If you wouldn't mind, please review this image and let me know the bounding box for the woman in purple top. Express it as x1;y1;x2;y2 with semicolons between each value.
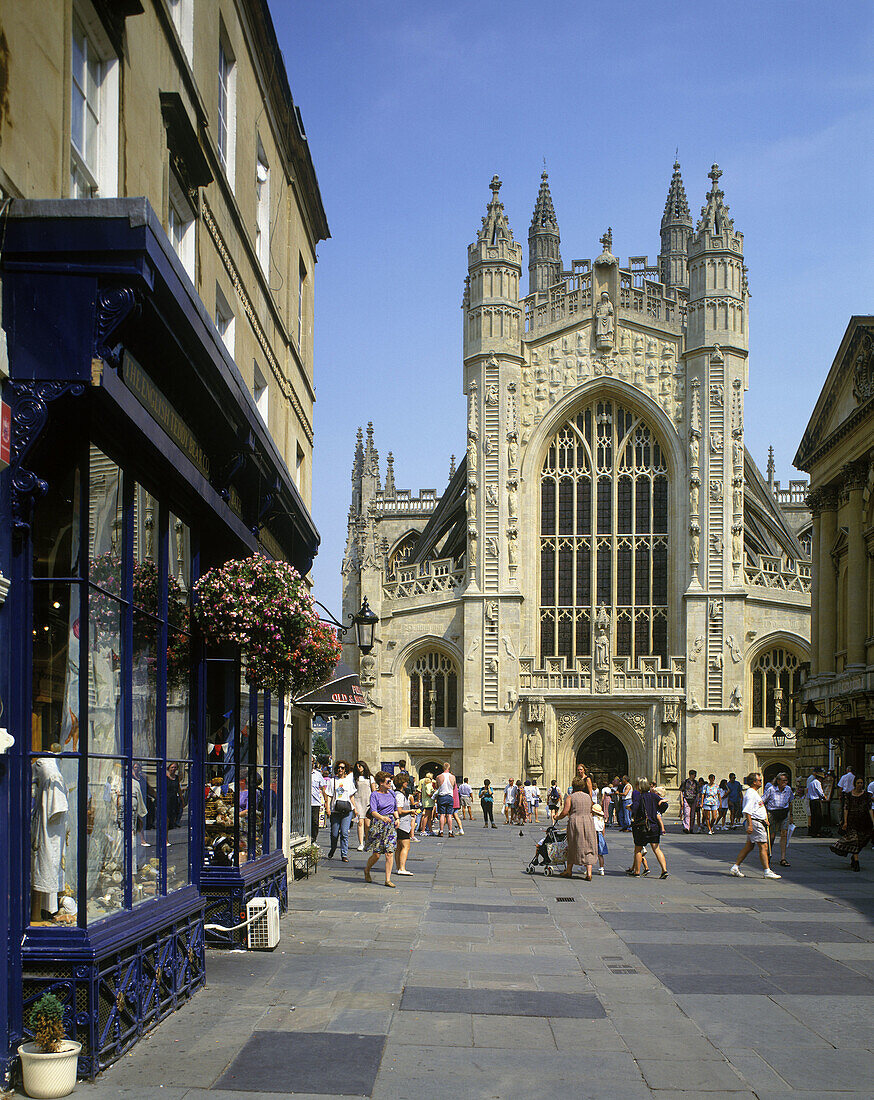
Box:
364;771;400;887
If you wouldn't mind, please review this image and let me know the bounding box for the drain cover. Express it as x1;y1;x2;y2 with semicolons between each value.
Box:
606;964;638;974
555;897;575;902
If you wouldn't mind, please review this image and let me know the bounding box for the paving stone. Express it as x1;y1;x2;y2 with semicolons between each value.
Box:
471;1013;557;1048
722;1047;794;1092
548;1016;629;1051
213;1030;385;1095
636;1058;748;1090
401;986;605;1018
675;994;832;1048
387;1010;474;1046
752;1048;874;1090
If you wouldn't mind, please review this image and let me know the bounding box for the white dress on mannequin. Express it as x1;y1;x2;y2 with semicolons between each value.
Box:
32;756;69;911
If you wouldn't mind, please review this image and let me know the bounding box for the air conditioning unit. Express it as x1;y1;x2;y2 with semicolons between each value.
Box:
246;896;281;950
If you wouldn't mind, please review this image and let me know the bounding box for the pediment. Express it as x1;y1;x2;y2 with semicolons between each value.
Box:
796;318;874;469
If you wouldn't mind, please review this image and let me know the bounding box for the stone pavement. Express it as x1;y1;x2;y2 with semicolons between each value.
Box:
61;819;874;1099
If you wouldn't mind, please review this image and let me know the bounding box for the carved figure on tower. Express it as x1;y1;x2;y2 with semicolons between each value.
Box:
595;290;615;350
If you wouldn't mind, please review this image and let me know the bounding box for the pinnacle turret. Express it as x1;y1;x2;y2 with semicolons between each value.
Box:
384;451;396;496
528;170;562;296
477;175;515;246
659;158;692;289
697;163;735;235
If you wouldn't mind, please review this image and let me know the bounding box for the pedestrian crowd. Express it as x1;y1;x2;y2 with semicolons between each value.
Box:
310;753;874;887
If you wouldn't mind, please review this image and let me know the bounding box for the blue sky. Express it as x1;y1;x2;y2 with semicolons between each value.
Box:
272;1;874;612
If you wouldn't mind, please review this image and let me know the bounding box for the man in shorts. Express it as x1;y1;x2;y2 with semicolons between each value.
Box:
503;778;515;824
763;772;793;867
434;762;457;837
729;772;781;879
458;777;474;820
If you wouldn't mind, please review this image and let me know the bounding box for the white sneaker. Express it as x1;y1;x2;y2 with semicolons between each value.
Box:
763;868;782;879
729;865;745;877
458;827;465;835
396;869;414;876
356;844;364;851
598;867;605;876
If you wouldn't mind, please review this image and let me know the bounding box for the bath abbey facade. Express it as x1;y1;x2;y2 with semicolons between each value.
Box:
335;164;811;796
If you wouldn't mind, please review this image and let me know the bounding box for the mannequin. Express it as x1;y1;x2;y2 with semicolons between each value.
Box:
31;756;69;921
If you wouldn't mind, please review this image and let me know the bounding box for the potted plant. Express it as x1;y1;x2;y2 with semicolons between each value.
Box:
18;992;81;1098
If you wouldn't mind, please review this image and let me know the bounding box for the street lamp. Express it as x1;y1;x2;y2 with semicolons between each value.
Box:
772;726;787;748
800;699;821;732
313;596;379;655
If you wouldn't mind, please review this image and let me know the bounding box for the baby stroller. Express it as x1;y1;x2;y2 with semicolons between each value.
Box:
525;824;567;875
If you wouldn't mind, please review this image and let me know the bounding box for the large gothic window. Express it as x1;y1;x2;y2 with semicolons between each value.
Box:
751;647;802;728
540;400;669;666
409;651;458;728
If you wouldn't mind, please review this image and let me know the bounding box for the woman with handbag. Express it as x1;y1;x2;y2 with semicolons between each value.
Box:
364;771;400;887
352;760;375;851
327;760;356;861
627;778;668;878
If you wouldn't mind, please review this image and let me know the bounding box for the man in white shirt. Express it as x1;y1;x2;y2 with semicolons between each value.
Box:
311;758;328;841
729;773;781;879
806;769;825;837
503;778;515;824
837;767;855;825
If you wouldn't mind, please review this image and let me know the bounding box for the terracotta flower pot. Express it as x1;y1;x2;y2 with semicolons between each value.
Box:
18;1040;81;1099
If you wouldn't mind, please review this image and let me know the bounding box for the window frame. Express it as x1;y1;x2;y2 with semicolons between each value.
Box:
217;28;236;186
168;169;196;281
70;1;119;199
255;135;270;274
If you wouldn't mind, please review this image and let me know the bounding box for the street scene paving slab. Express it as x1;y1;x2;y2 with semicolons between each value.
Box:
61;824;874;1099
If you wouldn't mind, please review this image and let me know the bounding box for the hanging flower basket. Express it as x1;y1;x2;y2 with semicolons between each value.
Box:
193;555;341;696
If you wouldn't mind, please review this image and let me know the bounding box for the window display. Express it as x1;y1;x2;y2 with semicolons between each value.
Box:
29;444;194;926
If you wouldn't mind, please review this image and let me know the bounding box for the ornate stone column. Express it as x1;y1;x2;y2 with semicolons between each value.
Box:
844;460;869;669
816;488;839;677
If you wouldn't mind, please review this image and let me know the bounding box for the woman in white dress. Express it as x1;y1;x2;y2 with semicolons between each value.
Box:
352;760;375;851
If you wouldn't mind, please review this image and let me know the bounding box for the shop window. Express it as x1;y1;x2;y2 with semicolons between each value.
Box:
204;659;283;868
408;651;458;728
29;445;194;927
750;646;802;728
70;3;118;198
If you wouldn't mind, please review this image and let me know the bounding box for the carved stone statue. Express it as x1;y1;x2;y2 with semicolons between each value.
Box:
594;605;610;671
468;381;478;437
526;697;544;724
507;529;518;567
507;438;518;469
485;484;498;507
526;728;544;772
690;529;700;564
507;482;518;521
660;726;678;772
728;685;742;711
595;290;615;350
690;479;700;516
689;433;700;467
485;384;499;406
467;481;477;523
467;438;477;474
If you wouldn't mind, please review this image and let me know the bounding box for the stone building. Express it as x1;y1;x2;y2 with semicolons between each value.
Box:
0;0;328;1077
337;165;810;798
795;317;874;778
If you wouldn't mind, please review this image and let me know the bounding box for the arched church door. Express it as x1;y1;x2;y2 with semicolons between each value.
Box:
577;730;629;789
763;762;791;786
417;760;442;779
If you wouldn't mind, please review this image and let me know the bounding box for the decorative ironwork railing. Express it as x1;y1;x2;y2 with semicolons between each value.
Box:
383;556;465;600
519;655;685;694
745;555;811;594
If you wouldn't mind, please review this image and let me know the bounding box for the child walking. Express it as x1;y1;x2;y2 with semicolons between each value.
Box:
592;803;608;875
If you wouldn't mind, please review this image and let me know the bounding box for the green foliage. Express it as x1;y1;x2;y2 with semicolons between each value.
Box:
29;993;66;1053
312;734;329;759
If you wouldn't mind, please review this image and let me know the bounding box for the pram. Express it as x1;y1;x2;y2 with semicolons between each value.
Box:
524;824;567;875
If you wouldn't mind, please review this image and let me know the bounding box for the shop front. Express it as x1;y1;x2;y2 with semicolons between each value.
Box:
0;201;319;1077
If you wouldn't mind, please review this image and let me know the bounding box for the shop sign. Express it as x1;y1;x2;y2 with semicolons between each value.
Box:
0;399;9;469
121;351;210;478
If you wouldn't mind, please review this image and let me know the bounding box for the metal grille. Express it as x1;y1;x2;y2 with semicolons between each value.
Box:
555;897;575;902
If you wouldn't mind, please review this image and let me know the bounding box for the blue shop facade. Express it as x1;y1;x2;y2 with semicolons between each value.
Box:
0;200;318;1079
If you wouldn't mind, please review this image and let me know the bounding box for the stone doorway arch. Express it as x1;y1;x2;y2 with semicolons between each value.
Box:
763;761;792;786
416;759;442;779
576;729;630;790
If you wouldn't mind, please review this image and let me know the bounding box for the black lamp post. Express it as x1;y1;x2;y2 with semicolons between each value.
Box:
772;726;787;748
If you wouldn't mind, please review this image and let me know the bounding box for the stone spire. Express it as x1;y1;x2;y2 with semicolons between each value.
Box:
350;426;365;513
697;163;735;236
362;421;380;500
477;175;515;246
659;158;692;289
384;451;396;496
767;445;775;490
528;170;562;295
448;453;456;480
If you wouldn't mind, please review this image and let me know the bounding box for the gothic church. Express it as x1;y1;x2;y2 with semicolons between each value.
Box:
336;164;811;797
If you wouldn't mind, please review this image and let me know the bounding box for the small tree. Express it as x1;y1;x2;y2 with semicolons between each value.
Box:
29;993;66;1053
312;734;329;760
